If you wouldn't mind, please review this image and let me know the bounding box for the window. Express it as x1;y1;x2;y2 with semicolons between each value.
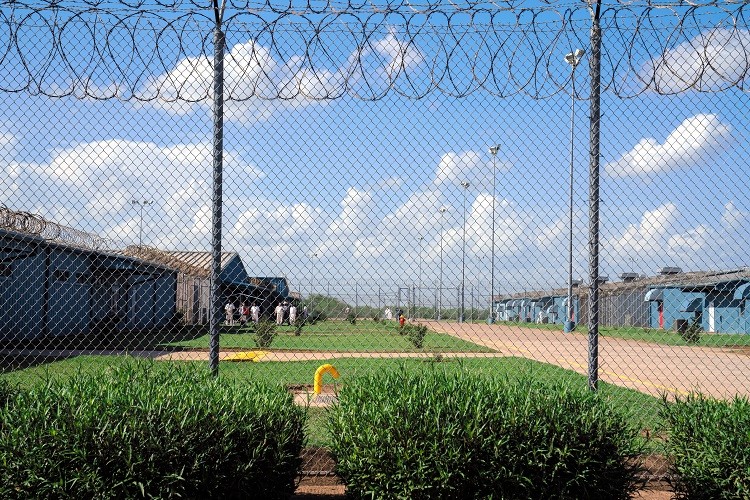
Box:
0;263;11;278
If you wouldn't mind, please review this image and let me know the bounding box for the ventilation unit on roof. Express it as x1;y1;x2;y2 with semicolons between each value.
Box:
620;272;639;282
659;267;682;275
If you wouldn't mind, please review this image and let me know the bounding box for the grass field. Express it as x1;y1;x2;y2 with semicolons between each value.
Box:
165;320;494;352
1;354;664;448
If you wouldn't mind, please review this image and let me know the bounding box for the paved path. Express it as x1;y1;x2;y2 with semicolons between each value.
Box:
421;321;750;399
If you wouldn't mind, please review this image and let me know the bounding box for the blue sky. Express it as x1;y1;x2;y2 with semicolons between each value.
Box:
1;3;748;305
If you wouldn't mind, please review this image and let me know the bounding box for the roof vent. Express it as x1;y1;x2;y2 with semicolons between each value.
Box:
620;272;639;282
659;266;682;275
597;275;609;284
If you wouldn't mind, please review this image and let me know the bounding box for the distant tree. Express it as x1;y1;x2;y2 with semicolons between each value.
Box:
302;294;352;321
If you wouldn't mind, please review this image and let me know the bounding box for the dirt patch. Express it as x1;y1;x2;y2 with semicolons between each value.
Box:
293;448;674;499
294;447;345;498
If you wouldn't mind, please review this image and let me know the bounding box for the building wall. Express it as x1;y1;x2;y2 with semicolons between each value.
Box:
220;255;249;284
0;239;45;340
705;289;749;334
153;273;177;326
47;248;91;337
647;288;704;330
176;274;209;325
1;229;178;341
599;288;650;328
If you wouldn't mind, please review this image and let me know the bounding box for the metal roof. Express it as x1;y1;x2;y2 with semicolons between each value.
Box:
1;228;176;273
122;249;239;277
494;268;750;302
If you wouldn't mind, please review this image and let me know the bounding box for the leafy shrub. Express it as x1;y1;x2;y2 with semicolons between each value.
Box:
680;318;702;344
293;317;304;336
0;360;305;499
308;309;327;324
372;315;380;322
404;323;427;349
327;367;645;499
0;378;18;408
346;311;356;325
254;320;276;348
661;393;750;499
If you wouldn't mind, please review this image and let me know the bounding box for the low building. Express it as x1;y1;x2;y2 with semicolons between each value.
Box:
1;228;176;341
644;268;750;334
125;251;300;323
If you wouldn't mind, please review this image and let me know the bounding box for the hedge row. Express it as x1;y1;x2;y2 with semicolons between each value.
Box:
661;393;750;499
4;363;746;499
0;361;305;499
327;367;646;499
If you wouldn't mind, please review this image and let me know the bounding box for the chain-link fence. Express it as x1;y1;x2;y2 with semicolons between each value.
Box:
2;0;749;486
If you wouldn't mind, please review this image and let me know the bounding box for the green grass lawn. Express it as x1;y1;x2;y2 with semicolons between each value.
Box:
494;321;750;347
1;354;663;449
164;320;493;352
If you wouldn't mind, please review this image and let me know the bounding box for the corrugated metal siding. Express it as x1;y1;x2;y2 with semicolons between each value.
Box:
0;240;45;340
162;251;238;276
1;229;179;340
598;288;650;328
176;274;209;325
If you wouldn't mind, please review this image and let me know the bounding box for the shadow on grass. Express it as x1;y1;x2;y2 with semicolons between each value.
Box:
0;323;209;372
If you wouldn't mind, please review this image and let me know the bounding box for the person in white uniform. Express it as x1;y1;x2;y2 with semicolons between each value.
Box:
224;301;235;326
275;303;284;325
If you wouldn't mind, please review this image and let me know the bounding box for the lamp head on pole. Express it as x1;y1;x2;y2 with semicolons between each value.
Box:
439;206;448;214
564;48;584;67
460;181;470;189
488;145;500;156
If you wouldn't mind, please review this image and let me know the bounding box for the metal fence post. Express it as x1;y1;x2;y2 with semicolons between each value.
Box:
587;0;602;391
209;6;226;377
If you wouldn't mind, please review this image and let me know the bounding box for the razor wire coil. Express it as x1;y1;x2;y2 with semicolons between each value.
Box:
2;0;750;102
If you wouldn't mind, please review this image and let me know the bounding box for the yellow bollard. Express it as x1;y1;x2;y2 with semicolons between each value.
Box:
313;363;340;395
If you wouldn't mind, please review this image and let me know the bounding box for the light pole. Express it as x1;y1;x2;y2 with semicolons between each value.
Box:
309;252;318;295
564;48;584;333
438;206;448;320
131;199;152;246
488;145;500;324
460;181;470;323
418;235;423;319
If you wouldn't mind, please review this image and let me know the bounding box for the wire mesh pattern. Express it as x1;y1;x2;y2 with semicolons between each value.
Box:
4;0;750;100
2;0;750;486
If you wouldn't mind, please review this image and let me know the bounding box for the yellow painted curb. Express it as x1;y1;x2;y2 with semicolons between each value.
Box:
224;351;268;362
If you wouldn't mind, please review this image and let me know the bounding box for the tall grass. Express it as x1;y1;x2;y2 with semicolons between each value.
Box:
0;359;305;499
661;393;750;499
328;366;646;499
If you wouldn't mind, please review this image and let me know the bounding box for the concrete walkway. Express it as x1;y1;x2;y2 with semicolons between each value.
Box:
421;320;750;399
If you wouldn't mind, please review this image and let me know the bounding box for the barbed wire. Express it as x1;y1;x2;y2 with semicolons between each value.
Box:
0;205;118;251
1;0;748;101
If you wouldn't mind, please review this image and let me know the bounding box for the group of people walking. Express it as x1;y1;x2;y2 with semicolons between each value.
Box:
224;301;260;326
274;301;297;325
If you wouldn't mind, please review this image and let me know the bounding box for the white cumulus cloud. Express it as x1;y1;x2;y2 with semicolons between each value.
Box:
645;28;750;93
146;32;423;121
605;114;732;177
